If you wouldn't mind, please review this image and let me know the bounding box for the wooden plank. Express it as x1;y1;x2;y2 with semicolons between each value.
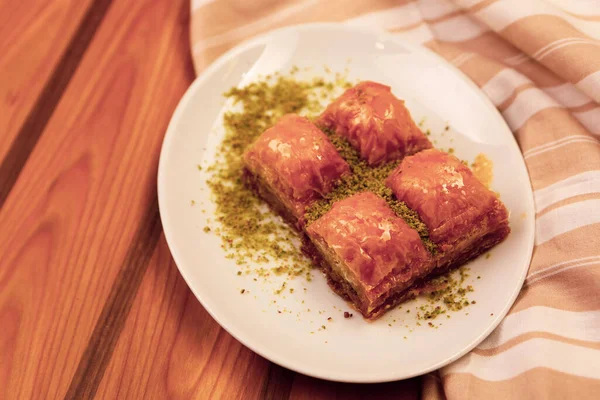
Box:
65;199;163;399
0;0;114;208
0;0;95;163
0;0;194;398
95;237;271;399
261;364;296;400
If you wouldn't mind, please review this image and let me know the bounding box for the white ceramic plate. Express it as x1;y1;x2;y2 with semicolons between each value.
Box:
158;23;535;383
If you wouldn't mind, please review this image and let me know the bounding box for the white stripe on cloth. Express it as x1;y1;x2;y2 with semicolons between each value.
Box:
443;338;600;380
482;69;593;112
536;199;600;245
502;87;561;131
352;5;486;44
474;0;600;40
543;82;592;108
478;306;600;350
577;71;600;104
535;170;600;212
522;135;596;156
524;136;599;159
429;14;489;41
532;37;600;61
482;68;532;106
453;0;486;7
192;0;318;54
503;52;530;66
527;255;600;281
574;108;600;135
526;257;600;286
345;3;422;30
538;39;600;62
417;0;459;20
546;0;600;17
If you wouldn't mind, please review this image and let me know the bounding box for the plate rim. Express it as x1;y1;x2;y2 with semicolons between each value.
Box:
157;22;536;383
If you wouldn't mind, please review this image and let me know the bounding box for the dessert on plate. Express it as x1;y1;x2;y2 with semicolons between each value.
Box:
242;81;510;320
318;81;432;166
385;149;510;273
306;192;433;319
243;114;350;228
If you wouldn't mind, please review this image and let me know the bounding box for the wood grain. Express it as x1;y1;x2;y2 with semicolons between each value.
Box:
65;198;162;399
261;364;296;400
0;0;95;171
1;0;423;397
289;374;421;400
95;236;271;399
0;0;193;398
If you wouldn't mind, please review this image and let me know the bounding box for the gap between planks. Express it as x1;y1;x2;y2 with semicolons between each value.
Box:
0;0;114;209
65;198;162;399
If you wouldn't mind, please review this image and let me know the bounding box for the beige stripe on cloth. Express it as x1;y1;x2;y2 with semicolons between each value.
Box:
190;0;600;398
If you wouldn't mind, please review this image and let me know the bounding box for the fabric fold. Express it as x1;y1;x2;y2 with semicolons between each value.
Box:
450;0;600;103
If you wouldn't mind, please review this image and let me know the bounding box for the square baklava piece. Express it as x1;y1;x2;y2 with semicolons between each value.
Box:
243;114;350;228
305;192;433;319
317;81;432;165
385;149;510;271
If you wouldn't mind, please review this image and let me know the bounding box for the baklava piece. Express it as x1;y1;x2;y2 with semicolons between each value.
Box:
317;81;432;166
305;192;433;319
243;114;350;228
385;149;510;271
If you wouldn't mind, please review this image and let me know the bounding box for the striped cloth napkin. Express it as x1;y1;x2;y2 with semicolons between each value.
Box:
190;0;600;398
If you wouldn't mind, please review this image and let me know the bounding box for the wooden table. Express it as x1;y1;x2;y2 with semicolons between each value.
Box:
0;1;421;398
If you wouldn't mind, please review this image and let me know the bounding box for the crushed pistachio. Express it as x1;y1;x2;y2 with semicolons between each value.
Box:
205;72;348;278
305;131;436;253
274;281;287;295
414;267;476;321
